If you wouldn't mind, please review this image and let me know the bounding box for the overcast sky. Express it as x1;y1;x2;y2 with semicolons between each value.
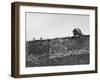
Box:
26;12;90;41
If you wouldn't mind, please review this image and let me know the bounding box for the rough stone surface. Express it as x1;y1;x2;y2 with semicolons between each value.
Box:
26;35;89;67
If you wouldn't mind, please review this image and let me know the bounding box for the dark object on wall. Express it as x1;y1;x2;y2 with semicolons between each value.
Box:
73;28;83;36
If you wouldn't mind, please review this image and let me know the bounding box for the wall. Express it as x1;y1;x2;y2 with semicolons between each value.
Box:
26;35;89;67
0;0;100;80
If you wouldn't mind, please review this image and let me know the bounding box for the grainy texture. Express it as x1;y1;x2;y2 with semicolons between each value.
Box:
26;35;89;67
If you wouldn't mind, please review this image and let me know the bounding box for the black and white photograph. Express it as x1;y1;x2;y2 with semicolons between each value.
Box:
11;2;97;78
26;12;90;67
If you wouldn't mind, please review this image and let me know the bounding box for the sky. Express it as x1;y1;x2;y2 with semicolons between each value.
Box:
26;12;90;41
